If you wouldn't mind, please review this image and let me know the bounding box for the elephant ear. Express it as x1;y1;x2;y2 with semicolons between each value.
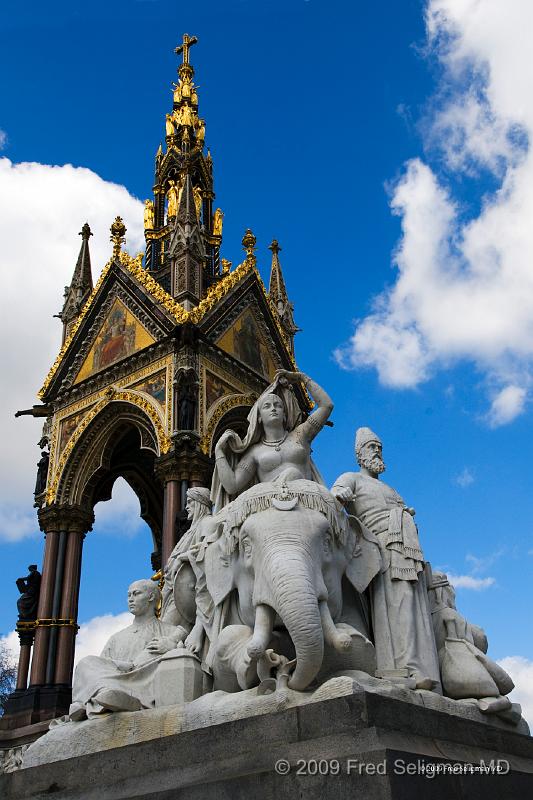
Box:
344;514;382;593
204;538;237;606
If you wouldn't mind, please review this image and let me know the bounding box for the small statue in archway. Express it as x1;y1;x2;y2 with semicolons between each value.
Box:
34;451;49;500
16;565;41;622
178;382;197;430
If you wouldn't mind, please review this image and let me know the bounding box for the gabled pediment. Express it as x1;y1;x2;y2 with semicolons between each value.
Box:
73;298;156;384
40;256;177;400
200;273;294;380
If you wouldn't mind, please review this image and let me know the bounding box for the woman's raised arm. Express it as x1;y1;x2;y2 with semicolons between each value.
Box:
274;370;333;443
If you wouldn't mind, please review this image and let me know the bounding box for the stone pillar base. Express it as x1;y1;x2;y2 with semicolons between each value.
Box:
2;690;532;798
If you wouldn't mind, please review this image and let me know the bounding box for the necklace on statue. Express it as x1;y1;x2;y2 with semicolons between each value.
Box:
261;432;288;452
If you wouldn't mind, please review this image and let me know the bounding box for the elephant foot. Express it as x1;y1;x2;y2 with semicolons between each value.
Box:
247;604;275;659
329;630;353;653
319;601;352;652
236;653;259;690
247;635;268;660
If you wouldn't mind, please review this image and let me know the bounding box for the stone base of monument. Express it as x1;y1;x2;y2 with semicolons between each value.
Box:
1;673;532;799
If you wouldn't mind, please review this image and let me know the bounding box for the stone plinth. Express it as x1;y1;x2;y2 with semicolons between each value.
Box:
1;686;532;799
153;648;206;706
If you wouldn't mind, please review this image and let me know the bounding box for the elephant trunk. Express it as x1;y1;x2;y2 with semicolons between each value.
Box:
263;545;324;691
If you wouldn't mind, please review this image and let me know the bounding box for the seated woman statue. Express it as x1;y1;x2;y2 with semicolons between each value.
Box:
69;579;187;720
203;370;379;692
212;369;333;508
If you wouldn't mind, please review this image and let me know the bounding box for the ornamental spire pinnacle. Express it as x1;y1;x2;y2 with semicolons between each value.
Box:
145;37;221;286
166;34;204;155
57;223;94;344
268;239;299;355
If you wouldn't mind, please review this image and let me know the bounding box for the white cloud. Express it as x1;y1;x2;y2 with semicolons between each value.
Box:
498;656;533;729
337;0;533;424
74;612;132;664
486;385;527;427
453;467;474;488
0;158;144;541
447;573;495;590
93;478;148;539
465;549;504;574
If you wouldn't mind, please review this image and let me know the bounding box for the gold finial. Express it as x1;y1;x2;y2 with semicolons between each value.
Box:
242;228;257;259
175;33;198;66
221;258;232;275
269;239;281;255
110;216;126;257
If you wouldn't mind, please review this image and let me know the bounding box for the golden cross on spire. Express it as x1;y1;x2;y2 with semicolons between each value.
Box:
175;33;198;66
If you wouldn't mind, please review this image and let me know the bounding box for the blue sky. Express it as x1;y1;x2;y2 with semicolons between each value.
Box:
1;0;532;712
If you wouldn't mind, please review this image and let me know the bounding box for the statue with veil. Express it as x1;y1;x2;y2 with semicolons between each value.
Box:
201;370;380;692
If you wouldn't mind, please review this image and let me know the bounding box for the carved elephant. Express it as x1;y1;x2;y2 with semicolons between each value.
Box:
204;500;381;691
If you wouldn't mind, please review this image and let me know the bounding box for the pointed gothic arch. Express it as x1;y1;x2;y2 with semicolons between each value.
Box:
53;397;166;553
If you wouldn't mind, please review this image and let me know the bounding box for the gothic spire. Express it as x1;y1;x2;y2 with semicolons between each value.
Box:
144;35;220;284
169;172;205;309
166;33;204;155
58;223;93;344
268;239;299;355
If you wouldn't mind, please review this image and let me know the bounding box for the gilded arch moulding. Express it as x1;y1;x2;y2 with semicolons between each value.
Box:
199;393;256;455
46;388;172;505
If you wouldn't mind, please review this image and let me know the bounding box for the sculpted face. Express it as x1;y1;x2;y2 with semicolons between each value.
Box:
258;394;285;429
185;496;196;520
357;440;386;475
127;580;155;616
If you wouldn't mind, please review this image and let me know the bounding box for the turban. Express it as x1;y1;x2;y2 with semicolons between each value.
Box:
186;487;212;509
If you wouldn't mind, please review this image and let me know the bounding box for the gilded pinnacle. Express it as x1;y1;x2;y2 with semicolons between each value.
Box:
242;228;257;258
110;216;126;257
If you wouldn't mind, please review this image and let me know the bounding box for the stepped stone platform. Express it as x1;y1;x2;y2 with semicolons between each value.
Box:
1;679;532;799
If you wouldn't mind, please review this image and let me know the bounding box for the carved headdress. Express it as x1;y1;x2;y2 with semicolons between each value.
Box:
355;426;381;456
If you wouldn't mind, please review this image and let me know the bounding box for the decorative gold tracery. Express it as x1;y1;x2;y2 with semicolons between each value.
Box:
45;388;171;505
39;249;296;398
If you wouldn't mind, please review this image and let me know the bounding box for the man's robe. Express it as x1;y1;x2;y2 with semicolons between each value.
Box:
332;471;441;689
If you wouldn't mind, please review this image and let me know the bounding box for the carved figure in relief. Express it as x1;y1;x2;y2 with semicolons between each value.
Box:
167;179;179;218
206;372;380;691
16;565;41;622
165;113;175;138
161;488;221;656
178;381;197;430
212;207;223;236
428;571;518;718
69;580;187;720
195;118;205;147
180;103;194;127
193;185;202;219
143;199;155;230
34;451;49;498
331;428;441;691
172;82;182;103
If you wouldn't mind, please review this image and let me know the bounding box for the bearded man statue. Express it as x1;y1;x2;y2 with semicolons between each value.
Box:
331;427;441;691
